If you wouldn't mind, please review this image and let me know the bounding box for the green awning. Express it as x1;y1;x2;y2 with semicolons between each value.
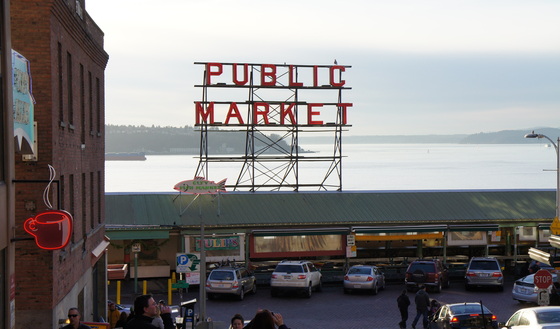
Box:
353;225;447;234
105;230;170;240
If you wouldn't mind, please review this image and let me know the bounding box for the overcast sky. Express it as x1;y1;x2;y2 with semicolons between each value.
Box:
86;0;560;136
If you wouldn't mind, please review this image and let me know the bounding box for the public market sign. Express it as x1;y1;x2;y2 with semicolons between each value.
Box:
194;62;352;126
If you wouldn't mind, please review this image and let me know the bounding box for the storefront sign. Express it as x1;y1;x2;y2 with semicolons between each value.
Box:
194;236;239;251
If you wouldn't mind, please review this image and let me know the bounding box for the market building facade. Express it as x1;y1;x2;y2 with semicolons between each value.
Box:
105;190;555;284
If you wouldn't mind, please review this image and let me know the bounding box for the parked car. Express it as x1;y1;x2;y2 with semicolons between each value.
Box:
270;260;322;298
465;257;504;291
343;265;385;295
430;302;498;329
205;266;257;301
500;306;560;329
512;273;560;305
405;258;450;293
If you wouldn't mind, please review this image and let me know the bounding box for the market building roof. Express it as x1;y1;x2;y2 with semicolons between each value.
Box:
105;190;555;233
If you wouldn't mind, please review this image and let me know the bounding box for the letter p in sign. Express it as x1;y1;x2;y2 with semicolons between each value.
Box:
177;254;189;266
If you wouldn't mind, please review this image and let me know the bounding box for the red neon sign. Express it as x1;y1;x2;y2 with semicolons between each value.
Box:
24;210;73;250
195;62;352;127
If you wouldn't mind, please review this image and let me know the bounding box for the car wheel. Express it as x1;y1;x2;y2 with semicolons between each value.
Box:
251;282;257;294
372;283;378;295
434;281;442;293
305;284;312;298
465;283;471;291
316;280;323;292
412;269;427;283
238;288;245;301
497;285;504;292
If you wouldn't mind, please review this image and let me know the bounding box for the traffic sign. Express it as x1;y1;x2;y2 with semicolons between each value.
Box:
534;269;553;289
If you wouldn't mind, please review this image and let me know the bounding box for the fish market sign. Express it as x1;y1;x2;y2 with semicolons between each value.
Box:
174;177;227;194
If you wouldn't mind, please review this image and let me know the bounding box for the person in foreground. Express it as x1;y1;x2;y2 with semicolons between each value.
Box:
244;309;290;329
124;294;174;329
63;308;91;329
231;313;244;329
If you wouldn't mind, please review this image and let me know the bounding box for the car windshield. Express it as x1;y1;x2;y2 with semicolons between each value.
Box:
469;260;499;270
349;267;371;275
209;270;234;280
536;310;560;324
449;304;491;315
275;265;304;273
409;263;435;272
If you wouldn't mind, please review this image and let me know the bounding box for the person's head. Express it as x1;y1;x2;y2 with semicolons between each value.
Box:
109;302;116;311
401;289;407;295
418;284;425;291
119;311;128;321
133;294;158;317
231;313;244;329
68;307;81;326
247;310;275;329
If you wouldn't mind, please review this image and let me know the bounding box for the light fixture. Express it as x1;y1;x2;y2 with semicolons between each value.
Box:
528;247;551;265
549;235;560;249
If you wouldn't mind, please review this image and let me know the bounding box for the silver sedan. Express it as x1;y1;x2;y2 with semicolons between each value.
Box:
343;265;385;295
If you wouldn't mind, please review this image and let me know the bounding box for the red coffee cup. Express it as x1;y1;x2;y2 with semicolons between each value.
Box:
24;210;73;250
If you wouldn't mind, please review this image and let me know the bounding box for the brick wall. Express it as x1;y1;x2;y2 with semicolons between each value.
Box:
11;0;108;326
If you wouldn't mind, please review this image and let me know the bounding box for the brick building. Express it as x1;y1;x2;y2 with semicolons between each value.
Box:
9;0;109;328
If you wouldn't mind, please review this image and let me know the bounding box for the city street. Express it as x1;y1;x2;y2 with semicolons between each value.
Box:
112;277;532;328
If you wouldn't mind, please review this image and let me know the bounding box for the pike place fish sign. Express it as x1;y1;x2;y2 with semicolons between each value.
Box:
174;177;227;194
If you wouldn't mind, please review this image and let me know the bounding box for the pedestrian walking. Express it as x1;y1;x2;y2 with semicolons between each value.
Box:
411;285;430;329
397;289;411;329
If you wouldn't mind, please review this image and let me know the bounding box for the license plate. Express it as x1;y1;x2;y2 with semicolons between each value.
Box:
479;273;490;277
284;275;292;280
214;283;226;288
354;284;361;288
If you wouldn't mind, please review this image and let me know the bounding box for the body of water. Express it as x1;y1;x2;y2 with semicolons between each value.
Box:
105;143;557;192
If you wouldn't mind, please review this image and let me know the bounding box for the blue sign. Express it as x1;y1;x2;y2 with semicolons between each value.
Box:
12;50;35;155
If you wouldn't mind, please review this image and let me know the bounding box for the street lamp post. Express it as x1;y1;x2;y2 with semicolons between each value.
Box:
524;131;560;231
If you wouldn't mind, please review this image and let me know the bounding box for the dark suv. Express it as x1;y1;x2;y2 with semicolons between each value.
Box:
405;258;450;293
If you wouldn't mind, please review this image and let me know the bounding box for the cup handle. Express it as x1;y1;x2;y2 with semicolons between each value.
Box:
23;218;37;233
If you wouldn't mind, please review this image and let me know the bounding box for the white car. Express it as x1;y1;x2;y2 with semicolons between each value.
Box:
501;306;560;328
270;260;322;298
512;273;559;304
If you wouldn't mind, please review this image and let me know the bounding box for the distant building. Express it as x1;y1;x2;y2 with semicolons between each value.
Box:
10;1;109;328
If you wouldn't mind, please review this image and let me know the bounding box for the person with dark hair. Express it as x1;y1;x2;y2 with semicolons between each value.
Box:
244;309;290;329
63;307;92;329
108;302;121;329
411;285;430;329
230;313;244;329
397;289;411;329
115;312;128;329
124;294;174;329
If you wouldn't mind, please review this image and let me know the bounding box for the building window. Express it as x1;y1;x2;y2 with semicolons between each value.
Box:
96;77;100;135
97;171;102;224
81;173;86;235
90;172;95;229
88;71;93;135
80;64;85;143
69;174;75;242
67;52;73;128
58;43;64;124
